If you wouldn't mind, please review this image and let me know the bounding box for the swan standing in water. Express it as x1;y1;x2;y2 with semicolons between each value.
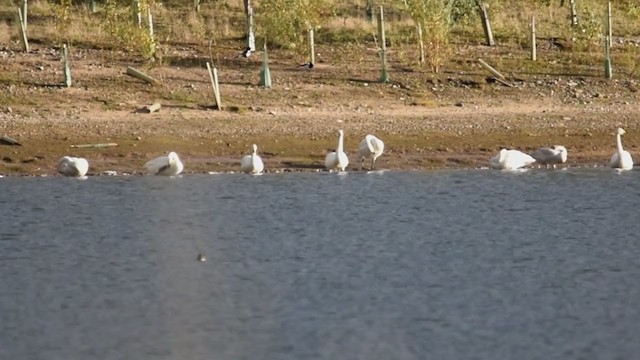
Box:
325;129;349;171
358;134;384;170
57;156;89;177
144;151;184;176
240;144;264;174
490;149;536;170
610;127;634;170
531;145;568;168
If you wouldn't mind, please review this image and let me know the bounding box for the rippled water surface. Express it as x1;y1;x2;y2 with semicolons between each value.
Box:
1;169;640;359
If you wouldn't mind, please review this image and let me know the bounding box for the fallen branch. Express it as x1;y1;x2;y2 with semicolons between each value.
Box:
140;102;161;113
478;58;513;87
70;143;118;148
125;66;157;84
0;135;21;146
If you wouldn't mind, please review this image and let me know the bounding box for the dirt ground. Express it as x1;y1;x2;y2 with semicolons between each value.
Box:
1;39;639;176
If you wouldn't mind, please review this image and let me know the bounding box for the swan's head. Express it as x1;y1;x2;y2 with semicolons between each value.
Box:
617;128;626;136
553;145;567;153
168;152;179;164
58;156;72;165
338;129;344;137
252;144;258;154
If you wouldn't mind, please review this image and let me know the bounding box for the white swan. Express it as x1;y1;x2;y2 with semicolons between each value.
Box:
610;127;634;170
358;134;384;170
325;129;349;171
144;151;184;176
531;145;568;168
57;156;89;177
240;144;264;174
490;149;536;170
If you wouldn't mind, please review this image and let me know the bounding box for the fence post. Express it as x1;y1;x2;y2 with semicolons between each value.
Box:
17;8;29;52
604;2;612;79
530;16;537;61
244;0;256;52
259;43;272;88
21;0;27;30
569;0;578;26
206;62;222;110
308;28;315;67
147;6;155;57
63;44;71;87
377;6;389;83
478;1;495;46
133;0;142;27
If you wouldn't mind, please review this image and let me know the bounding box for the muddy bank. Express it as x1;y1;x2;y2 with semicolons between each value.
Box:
1;104;637;176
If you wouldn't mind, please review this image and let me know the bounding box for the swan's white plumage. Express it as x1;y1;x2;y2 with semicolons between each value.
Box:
531;145;568;167
325;129;349;171
358;134;384;170
144;151;184;176
57;156;89;177
240;144;264;174
490;149;536;170
610;128;633;170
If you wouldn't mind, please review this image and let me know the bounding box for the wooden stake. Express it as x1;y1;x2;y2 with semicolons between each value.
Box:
530;16;537;61
126;66;157;84
17;8;29;52
21;0;27;30
147;6;155;56
63;44;71;87
417;23;425;65
607;1;612;50
569;0;578;26
308;28;315;66
71;143;118;148
133;0;142;28
244;0;255;52
142;102;161;113
377;6;389;83
194;0;200;13
206;62;222;110
478;58;507;80
478;1;495;46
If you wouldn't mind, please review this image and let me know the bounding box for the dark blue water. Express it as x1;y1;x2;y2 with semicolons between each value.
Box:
1;169;640;359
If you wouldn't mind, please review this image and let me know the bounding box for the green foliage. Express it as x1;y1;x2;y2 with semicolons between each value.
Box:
450;0;479;24
256;0;335;49
404;0;454;73
571;8;603;51
101;0;156;59
621;0;640;19
52;0;72;42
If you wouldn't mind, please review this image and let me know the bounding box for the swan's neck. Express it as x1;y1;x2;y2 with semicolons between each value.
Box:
337;133;344;153
616;133;624;153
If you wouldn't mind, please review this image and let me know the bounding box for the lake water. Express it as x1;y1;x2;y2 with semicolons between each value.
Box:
1;169;640;360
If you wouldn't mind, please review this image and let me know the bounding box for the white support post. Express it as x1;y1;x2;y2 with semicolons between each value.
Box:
206;62;222;110
21;0;27;31
530;16;537;61
147;6;155;56
308;28;315;67
377;6;389;83
133;0;142;28
63;44;72;87
244;0;255;52
17;8;29;53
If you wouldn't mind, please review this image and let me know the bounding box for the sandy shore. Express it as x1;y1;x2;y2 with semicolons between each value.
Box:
1;97;638;176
